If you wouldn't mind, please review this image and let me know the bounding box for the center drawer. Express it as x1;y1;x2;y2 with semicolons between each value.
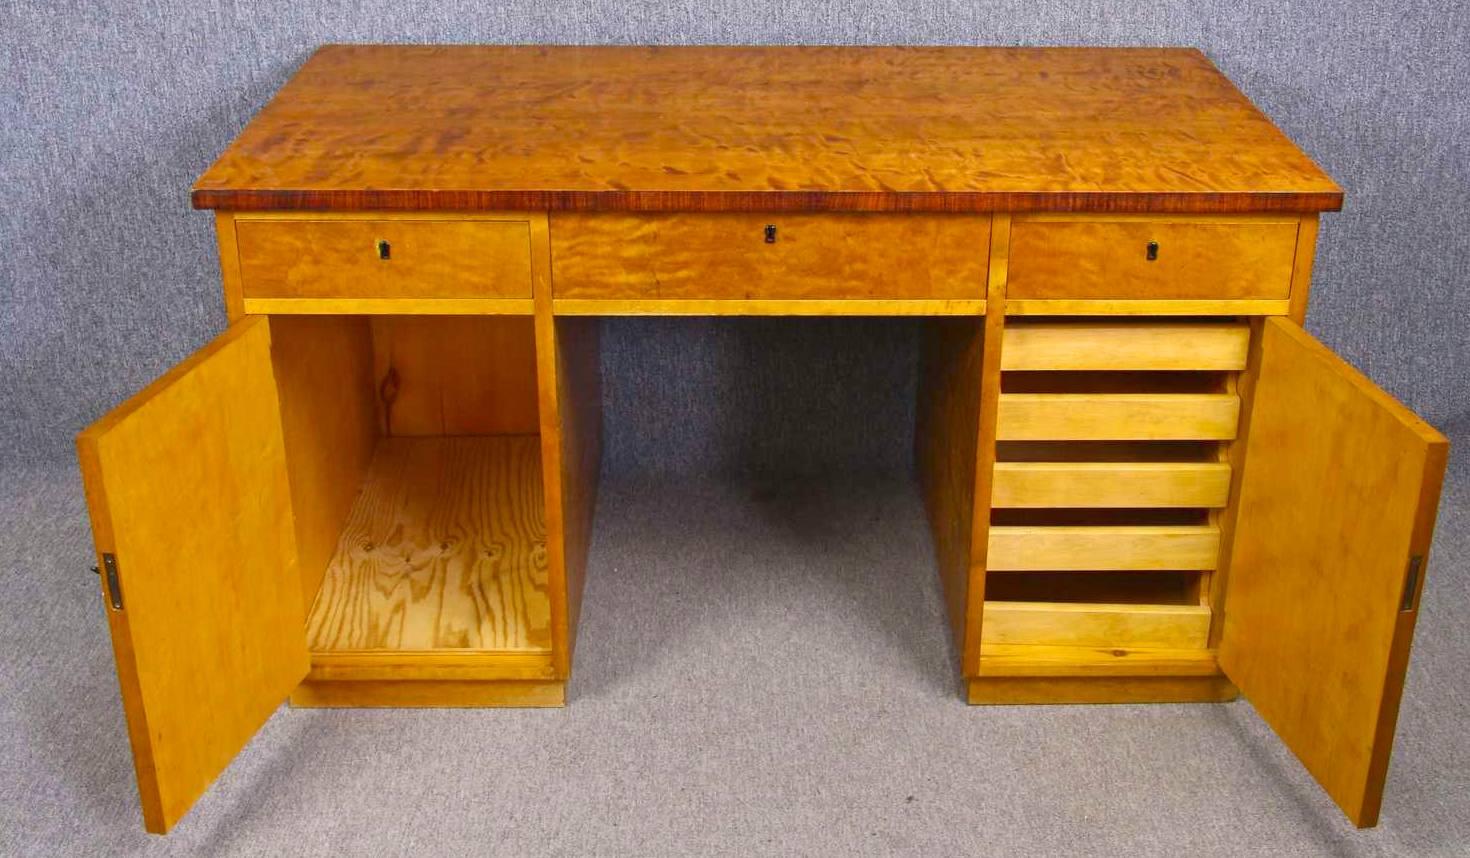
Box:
549;213;991;302
233;215;535;302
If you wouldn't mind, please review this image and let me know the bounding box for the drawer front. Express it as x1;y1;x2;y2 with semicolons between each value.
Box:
981;602;1211;649
1007;216;1300;301
550;213;991;301
1002;321;1249;371
991;462;1232;509
996;393;1241;441
235;217;533;300
987;525;1221;571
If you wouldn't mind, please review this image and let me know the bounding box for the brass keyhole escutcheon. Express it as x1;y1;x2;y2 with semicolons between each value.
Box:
376;238;391;260
764;224;777;243
1146;240;1159;261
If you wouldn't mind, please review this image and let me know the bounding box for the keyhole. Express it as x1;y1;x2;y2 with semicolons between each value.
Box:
764;224;777;244
376;238;391;260
1146;240;1159;261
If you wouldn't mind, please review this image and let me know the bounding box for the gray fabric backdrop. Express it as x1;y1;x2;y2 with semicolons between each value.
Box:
3;1;1467;473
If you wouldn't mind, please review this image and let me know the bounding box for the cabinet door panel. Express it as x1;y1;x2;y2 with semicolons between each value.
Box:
1220;317;1447;828
76;316;308;833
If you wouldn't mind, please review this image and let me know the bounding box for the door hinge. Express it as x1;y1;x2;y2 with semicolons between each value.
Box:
102;553;123;611
1400;554;1423;612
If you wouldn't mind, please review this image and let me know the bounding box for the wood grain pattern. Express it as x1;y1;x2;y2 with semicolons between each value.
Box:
987;524;1220;571
977;644;1220;677
1288;213;1321;323
1007;215;1300;300
550;213;991;300
305;436;552;653
243;297;534;315
370;316;540;437
1219;318;1449;828
968;675;1236;705
76;317;306;833
960;214;1013;674
991;462;1232;509
1002;321;1249;371
291;679;565;708
1207;318;1268;646
546;317;603;673
997;393;1240;441
214;212;245;321
534;212;604;677
916;318;986;656
192;46;1342;213
234;214;533;300
269;316;378;610
981;601;1212;649
551;298;986;316
308;650;557;682
1005;298;1290;316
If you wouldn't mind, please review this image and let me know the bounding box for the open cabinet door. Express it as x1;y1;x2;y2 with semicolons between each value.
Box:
1220;317;1448;828
76;316;309;833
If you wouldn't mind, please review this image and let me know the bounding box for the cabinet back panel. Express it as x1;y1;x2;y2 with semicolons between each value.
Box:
370;316;540;437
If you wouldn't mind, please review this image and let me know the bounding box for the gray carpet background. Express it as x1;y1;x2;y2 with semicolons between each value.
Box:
4;1;1470;854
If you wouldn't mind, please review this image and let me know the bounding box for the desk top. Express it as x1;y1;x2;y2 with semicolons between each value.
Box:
192;45;1342;214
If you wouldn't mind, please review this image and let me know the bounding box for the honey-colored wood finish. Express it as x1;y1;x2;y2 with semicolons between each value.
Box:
1219;318;1449;828
1205;320;1269;646
982;602;1212;649
308;651;557;682
291;679;565;708
1287;213;1321;323
369;316;540;437
243;297;535;315
550;213;991;301
991;462;1232;509
978;644;1219;677
968;675;1236;705
1203;323;1259;647
996;393;1240;441
76;317;307;833
214;212;246;321
1002;321;1249;371
269;316;378;609
1007;215;1301;300
916;318;987;655
233;214;534;300
532;212;604;677
306;436;551;653
545;317;603;671
1005;298;1290;316
987;524;1220;571
959;214;1014;674
192;46;1341;213
553;298;986;316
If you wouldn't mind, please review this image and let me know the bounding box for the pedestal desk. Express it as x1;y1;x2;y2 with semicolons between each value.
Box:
76;46;1448;832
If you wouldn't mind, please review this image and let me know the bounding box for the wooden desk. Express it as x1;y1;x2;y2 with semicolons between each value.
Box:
78;46;1445;832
